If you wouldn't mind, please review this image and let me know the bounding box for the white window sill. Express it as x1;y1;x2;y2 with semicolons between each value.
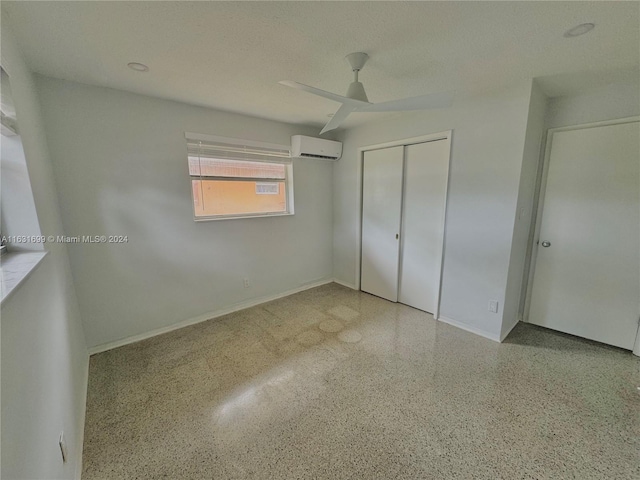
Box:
194;212;294;222
1;251;48;305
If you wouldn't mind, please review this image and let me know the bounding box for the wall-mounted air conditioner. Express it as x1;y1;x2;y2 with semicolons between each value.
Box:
291;135;342;161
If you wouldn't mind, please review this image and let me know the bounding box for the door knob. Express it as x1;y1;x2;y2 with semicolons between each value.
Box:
541;241;551;247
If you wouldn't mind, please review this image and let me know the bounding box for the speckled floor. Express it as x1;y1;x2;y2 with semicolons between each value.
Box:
83;283;640;479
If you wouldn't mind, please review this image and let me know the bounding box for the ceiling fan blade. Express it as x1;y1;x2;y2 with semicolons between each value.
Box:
357;92;452;112
279;80;370;106
320;103;357;134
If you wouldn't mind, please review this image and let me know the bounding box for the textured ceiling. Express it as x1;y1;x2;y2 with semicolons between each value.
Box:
2;1;639;130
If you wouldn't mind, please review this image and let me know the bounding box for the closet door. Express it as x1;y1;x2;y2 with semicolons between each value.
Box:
361;146;404;302
399;140;449;314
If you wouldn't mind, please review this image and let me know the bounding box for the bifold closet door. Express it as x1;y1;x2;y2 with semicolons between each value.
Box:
399;140;449;314
361;146;404;302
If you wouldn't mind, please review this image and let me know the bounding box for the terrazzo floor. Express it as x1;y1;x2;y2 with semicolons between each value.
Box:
83;283;640;479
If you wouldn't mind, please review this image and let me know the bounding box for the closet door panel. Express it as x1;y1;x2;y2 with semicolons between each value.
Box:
361;146;404;302
399;140;449;313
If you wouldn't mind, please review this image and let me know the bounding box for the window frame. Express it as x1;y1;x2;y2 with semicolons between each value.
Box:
185;133;295;222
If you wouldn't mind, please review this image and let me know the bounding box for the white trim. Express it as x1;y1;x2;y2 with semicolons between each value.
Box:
541;116;640;135
184;131;290;153
434;135;452;320
194;212;294;222
356;130;452;319
397;146;409;303
0;251;48;305
88;278;334;354
523;116;640;327
332;278;358;290
437;315;501;343
358;131;452;152
356;147;364;290
286;160;295;216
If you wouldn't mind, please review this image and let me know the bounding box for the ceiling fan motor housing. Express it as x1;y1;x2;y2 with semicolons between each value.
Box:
346;81;369;102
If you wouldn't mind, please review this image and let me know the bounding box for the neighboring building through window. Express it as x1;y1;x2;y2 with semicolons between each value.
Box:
186;134;294;220
255;182;279;195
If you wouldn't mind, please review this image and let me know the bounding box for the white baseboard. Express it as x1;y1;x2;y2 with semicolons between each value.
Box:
332;278;358;290
437;315;501;343
88;278;334;354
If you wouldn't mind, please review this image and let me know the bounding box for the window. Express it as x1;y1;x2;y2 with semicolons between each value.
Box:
1;66;44;257
186;134;294;220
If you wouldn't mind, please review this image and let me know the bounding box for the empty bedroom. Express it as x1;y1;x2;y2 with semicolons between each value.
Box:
1;1;638;479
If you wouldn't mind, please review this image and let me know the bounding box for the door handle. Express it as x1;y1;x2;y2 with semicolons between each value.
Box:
396;233;399;240
541;241;551;247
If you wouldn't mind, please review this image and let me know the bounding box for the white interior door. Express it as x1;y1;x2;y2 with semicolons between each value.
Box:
529;121;640;349
361;146;404;302
399;140;449;314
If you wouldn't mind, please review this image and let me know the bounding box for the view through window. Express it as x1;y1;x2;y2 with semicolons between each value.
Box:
187;137;293;219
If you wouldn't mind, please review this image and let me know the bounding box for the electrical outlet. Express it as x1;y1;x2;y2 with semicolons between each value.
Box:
488;300;499;313
59;431;67;463
243;278;250;288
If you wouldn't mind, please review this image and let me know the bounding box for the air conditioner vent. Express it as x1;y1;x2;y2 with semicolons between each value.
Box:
300;153;339;160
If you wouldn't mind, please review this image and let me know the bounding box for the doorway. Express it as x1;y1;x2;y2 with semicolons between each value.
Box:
526;118;640;352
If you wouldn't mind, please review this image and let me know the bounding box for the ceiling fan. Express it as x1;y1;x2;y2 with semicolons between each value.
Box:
279;52;452;135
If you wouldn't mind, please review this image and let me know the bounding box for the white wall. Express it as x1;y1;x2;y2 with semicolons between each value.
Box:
35;76;334;350
502;81;548;339
1;22;88;480
334;82;535;340
546;80;640;129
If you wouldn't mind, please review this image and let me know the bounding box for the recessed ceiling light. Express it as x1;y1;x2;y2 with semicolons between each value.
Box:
127;62;149;72
564;23;595;38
